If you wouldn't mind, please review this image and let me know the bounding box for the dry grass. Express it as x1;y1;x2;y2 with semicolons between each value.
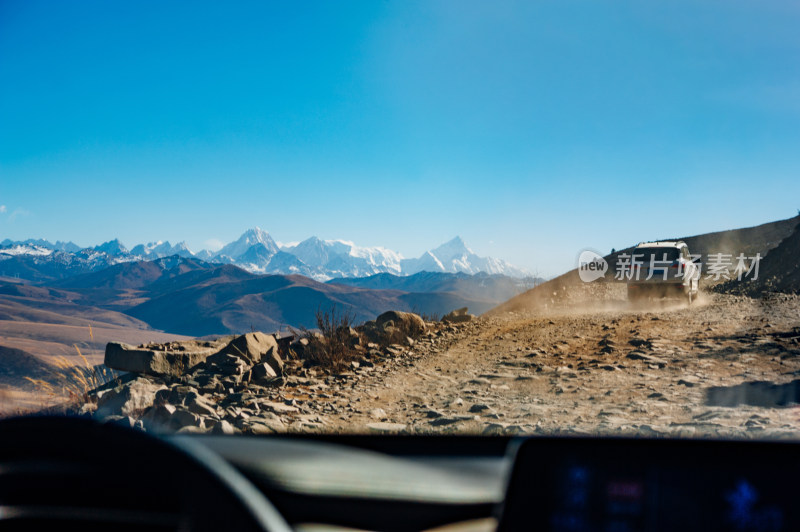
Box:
410;305;440;324
22;344;119;412
296;305;361;372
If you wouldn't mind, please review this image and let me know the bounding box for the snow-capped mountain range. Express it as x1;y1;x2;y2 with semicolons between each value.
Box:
0;229;530;281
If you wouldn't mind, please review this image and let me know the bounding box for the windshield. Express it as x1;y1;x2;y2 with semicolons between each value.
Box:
634;248;681;263
2;2;799;442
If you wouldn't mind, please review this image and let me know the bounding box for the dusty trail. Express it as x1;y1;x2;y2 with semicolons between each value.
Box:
322;293;800;438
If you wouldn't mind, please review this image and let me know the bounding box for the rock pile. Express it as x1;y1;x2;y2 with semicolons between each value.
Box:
85;310;464;434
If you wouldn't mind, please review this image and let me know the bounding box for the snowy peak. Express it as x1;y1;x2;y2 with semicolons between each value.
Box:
172;241;193;255
93;239;128;257
399;237;529;278
131;241;167;256
215;228;279;261
286;237;330;267
0;243;54;257
131;241;194;259
400;251;444;275
432;236;471;260
283;236;403;278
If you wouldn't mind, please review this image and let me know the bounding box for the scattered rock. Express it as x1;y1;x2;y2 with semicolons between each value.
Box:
259;401;299;415
172;408;203;429
211;419;237;435
96;377;167;418
251;362;278;381
205;352;251;376
186;393;218;418
369;408;387;419
141;404;177;432
625;352;668;367
429;416;471;427
263;348;284;377
629;338;653;349
483;423;506;435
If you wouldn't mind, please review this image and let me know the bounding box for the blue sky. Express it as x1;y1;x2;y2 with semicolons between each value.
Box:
1;1;799;276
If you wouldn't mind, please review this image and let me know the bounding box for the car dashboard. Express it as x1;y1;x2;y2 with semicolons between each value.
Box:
191;434;800;532
0;417;798;532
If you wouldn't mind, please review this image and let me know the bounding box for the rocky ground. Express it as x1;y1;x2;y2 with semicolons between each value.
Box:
343;292;800;438
83;290;800;439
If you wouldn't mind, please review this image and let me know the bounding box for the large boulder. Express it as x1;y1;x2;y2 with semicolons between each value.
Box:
105;342;215;377
96;377;167;418
375;311;426;337
441;307;475;324
214;332;280;366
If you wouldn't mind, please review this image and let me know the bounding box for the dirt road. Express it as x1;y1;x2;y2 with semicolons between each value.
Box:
310;291;800;438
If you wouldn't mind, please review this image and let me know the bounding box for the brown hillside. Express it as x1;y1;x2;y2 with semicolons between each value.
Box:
716;219;800;296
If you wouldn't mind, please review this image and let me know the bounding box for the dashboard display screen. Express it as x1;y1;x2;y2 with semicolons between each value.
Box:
499;438;799;532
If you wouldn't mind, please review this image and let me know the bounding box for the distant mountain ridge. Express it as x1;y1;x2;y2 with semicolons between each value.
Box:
328;270;541;304
1;229;531;282
5;257;527;337
0;238;81;253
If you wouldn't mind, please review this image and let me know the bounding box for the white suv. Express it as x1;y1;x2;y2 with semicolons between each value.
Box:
624;241;700;303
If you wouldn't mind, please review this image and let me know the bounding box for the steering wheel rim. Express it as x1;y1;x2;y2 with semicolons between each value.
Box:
0;416;292;532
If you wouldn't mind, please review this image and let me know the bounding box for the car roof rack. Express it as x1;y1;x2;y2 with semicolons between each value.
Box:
635;240;686;248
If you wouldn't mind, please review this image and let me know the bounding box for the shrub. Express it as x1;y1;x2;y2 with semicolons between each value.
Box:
410;305;440;323
298;305;361;372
